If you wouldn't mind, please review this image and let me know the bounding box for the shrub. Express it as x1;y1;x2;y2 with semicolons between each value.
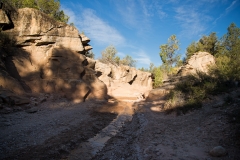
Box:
164;71;226;114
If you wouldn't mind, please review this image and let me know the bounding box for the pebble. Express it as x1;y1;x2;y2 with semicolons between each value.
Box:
209;146;227;157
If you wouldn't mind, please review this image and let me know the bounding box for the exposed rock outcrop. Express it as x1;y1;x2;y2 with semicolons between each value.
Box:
87;60;153;100
4;8;90;53
0;8;107;103
178;52;215;76
146;52;215;101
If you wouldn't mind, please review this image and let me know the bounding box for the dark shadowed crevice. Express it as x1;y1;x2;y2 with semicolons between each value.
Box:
82;59;88;66
40;67;44;79
80;69;86;78
83;88;91;102
96;71;102;77
108;71;112;78
128;75;137;85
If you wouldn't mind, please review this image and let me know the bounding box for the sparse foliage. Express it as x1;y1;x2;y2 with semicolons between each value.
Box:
186;32;218;59
0;0;69;23
139;63;163;88
120;55;136;67
100;45;118;64
99;45;137;67
159;35;181;74
212;23;240;80
152;66;163;88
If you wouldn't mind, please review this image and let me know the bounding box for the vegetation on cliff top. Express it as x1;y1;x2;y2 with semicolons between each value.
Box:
99;45;137;67
0;0;69;23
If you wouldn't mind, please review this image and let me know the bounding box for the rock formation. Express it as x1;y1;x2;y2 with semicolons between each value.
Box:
178;52;215;76
0;8;106;104
146;52;215;101
0;7;153;106
86;59;153;100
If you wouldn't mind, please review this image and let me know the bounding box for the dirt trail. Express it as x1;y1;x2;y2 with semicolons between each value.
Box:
1;90;240;160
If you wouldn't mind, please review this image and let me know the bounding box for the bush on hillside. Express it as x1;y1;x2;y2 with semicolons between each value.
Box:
163;70;234;114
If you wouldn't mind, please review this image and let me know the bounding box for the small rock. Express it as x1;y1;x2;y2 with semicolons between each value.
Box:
209;146;227;157
26;107;38;113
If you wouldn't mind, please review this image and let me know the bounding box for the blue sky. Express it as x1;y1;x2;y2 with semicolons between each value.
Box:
61;0;240;69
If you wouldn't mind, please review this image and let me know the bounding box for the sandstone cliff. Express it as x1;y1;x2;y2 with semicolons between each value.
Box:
0;7;152;107
0;8;104;104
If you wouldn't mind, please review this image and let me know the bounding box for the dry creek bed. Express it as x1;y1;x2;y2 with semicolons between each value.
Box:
0;89;240;160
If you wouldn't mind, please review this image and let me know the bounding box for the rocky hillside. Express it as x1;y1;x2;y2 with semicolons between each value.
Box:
0;8;152;108
147;51;216;101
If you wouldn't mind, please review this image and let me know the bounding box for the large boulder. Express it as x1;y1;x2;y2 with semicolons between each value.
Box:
178;52;215;76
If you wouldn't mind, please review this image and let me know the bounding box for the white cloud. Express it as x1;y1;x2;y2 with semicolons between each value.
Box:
226;0;237;12
134;50;152;65
116;52;126;58
62;7;125;46
113;0;167;34
175;6;211;38
114;0;139;28
213;0;238;24
139;0;152;17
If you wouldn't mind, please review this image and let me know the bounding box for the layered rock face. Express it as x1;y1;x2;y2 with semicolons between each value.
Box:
0;8;105;103
4;8;92;53
87;58;153;100
178;52;215;76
